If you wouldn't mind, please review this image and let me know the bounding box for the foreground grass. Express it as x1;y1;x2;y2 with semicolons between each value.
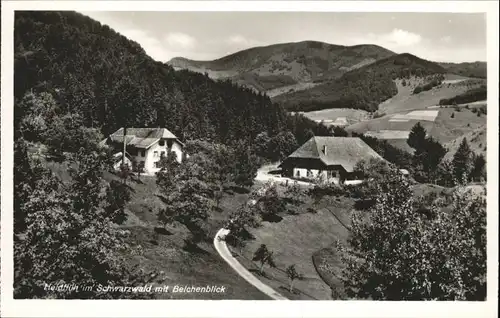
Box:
232;192;355;300
41;160;268;300
116;174;268;299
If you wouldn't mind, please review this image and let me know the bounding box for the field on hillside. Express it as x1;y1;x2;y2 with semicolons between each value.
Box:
444;125;487;160
297;108;370;126
266;82;318;98
346;104;486;151
378;76;485;115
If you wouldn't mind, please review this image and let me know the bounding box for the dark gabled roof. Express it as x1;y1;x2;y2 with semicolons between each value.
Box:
106;128;182;149
282;136;384;172
111;128;178;139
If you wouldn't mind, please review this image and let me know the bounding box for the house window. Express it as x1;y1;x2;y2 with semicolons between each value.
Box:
141;150;146;157
160;151;165;157
296;170;301;177
154;151;159;157
307;170;313;178
154;161;161;168
159;140;165;146
167;140;173;148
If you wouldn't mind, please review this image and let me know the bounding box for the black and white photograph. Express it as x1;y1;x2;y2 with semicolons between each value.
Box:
1;1;498;317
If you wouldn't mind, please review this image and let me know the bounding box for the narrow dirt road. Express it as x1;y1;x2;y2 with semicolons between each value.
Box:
213;228;288;300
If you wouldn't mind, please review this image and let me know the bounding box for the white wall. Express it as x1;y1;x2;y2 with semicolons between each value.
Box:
144;139;183;175
292;168;340;184
113;139;183;175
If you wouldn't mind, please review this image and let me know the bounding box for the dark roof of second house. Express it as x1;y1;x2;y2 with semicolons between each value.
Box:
104;128;182;149
281;136;384;172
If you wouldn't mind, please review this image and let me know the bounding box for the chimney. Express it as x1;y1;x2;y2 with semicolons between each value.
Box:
322;145;327;155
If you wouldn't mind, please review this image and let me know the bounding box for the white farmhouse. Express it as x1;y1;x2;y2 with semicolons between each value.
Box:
101;127;185;175
279;136;385;184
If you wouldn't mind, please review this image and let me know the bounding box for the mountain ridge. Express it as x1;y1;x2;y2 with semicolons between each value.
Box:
168;41;486;105
168;41;396;92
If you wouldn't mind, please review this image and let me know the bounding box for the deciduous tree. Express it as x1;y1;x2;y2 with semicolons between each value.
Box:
252;244;276;275
286;264;302;293
337;170;486;300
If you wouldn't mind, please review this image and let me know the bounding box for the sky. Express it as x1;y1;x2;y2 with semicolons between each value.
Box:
81;11;487;63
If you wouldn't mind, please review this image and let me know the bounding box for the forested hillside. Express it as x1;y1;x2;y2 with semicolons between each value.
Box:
438;61;487;79
274;53;447;112
14;11;328;147
169;41;395;92
439;85;487;105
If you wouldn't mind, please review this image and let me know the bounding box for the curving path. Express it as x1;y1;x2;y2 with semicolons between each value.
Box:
213;228;288;300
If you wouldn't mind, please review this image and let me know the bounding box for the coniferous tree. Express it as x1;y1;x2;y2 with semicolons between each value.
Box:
407;122;427;151
469;153;486;182
452;138;472;182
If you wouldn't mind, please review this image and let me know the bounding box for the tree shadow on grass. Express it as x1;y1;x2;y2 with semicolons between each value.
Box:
182;240;210;255
261;213;283;223
269;169;282;175
154;226;172;235
156;194;169;204
249;268;269;279
229;186;251;194
132;176;145;184
212;206;223;213
279;285;300;295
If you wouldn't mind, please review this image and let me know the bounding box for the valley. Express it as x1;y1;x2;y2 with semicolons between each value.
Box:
11;10;488;304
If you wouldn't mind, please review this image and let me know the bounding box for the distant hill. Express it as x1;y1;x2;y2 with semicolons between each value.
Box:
168;41;395;93
274;53;447;112
438;61;487;79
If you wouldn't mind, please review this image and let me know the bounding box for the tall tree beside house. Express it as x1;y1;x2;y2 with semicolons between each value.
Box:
304;128;315;141
336;170;486;300
157;151;212;247
254;131;272;159
452;138;473;182
269;131;299;162
156;149;180;193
